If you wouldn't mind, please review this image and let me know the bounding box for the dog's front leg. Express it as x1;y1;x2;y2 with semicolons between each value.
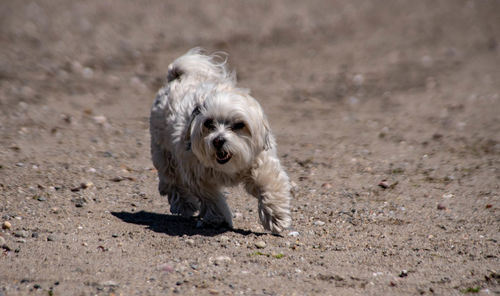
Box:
196;186;233;229
245;152;292;234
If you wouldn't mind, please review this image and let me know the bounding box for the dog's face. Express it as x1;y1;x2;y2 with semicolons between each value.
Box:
188;92;271;173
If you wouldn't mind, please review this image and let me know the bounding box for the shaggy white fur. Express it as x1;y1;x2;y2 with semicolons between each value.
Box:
150;48;291;233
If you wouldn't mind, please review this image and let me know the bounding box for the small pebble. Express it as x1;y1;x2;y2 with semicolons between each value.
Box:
186;239;195;246
158;263;174;273
111;234;119;238
80;181;93;189
288;231;300;237
218;235;230;243
0;236;6;246
101;280;119;287
437;203;447;210
255;241;266;249
321;183;332;189
399;270;408;277
82;67;94;79
93;115;108;126
378;180;389;189
47;234;56;241
314;220;326;226
16;238;26;243
14;230;29;238
32;232;39;238
213;256;231;265
2;221;11;230
37;196;46;202
442;193;454;199
352;74;364;86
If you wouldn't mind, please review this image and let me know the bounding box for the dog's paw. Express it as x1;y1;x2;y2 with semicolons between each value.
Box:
168;191;199;217
258;203;291;234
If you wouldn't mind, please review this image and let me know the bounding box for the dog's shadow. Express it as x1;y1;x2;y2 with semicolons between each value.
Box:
111;210;267;237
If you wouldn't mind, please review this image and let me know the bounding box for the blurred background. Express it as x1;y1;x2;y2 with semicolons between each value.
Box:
1;1;498;107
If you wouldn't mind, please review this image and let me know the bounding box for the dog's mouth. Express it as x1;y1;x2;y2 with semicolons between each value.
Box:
216;150;232;164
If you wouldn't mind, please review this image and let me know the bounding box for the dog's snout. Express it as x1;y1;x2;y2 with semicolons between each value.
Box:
212;136;225;149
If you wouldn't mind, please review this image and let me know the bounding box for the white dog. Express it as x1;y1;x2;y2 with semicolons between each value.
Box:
150;48;291;233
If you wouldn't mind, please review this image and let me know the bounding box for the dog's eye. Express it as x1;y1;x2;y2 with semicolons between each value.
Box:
232;122;245;131
203;119;215;130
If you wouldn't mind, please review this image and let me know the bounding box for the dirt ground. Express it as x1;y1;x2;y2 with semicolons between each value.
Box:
1;1;499;295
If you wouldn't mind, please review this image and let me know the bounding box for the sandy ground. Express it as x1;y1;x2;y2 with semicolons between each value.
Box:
1;1;499;295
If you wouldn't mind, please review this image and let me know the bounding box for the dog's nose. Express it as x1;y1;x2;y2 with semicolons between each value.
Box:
212;136;225;149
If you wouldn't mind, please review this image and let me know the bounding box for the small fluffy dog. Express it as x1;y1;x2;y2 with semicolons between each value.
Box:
150;48;291;233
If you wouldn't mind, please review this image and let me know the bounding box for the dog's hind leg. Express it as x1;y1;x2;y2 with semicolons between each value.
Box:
151;144;199;217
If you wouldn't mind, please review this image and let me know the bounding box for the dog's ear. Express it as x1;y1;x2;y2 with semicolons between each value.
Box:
185;105;201;151
167;66;183;82
263;117;272;151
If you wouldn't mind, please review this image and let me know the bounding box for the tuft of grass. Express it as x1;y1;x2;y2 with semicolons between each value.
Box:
249;252;284;259
461;287;480;293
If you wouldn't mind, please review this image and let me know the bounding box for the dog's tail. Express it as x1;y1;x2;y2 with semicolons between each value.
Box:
166;48;235;84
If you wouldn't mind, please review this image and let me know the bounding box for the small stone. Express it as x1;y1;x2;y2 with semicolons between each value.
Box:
80;181;93;189
2;221;11;230
51;207;60;214
101;280;119;287
47;234;56;241
233;212;243;219
16;238;26;243
378;180;389;189
314;220;326;226
437;203;447;210
288;231;300;237
14;230;29;238
158;263;174;273
93;115;108;125
186;239;195;246
31;232;39;238
37;196;46;202
213;256;231;265
218;235;230;243
255;241;266;249
399;270;408;277
352;74;364;86
442;193;454;199
72;198;86;208
111;234;119;238
321;183;332;189
0;236;6;246
82;67;94;79
208;289;220;295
